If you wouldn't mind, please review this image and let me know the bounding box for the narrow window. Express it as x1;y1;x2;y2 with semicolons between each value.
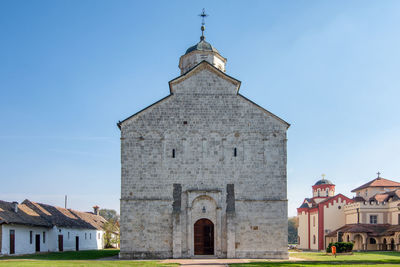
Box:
347;235;350;242
30;231;33;244
317;189;320;197
68;232;70;239
172;149;175;158
234;148;237;157
85;233;87;240
313;216;315;226
90;233;92;239
43;232;46;243
313;235;316;244
370;215;377;224
326;189;329;196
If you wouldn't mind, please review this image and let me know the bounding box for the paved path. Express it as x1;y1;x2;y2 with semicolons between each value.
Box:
161;256;304;266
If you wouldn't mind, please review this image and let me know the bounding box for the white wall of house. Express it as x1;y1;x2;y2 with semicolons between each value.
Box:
297;211;309;250
1;224;105;255
1;224;52;255
55;227;104;251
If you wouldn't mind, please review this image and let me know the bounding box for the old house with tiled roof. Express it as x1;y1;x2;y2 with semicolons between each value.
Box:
298;173;400;251
0;199;108;255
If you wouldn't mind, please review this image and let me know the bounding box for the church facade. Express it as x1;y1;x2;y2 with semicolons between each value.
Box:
118;28;290;259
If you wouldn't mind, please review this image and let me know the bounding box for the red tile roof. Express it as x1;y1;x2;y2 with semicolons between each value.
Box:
351;177;400;192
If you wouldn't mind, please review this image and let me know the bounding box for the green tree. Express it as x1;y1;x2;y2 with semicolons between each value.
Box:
288;216;298;244
99;209;120;248
99;209;119;221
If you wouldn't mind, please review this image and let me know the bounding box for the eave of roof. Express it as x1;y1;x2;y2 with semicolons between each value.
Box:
169;60;241;94
351;177;400;192
118;60;290;130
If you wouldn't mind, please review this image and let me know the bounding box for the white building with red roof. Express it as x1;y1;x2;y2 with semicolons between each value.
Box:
297;175;353;250
298;173;400;251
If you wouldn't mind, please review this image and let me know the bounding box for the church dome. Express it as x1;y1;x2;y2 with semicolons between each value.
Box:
185;39;219;55
314;179;333;186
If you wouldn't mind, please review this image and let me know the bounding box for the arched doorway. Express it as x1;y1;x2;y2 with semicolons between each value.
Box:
194;218;214;255
383;238;387;251
390;238;395;251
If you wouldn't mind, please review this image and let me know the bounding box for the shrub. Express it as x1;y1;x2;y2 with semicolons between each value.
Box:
326;242;354;253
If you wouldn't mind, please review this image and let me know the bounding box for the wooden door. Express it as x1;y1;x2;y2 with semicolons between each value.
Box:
9;230;15;254
194;218;214;255
58;235;63;251
75;236;79;251
35;234;40;252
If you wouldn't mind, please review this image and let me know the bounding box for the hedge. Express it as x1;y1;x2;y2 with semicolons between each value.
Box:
326;242;354;253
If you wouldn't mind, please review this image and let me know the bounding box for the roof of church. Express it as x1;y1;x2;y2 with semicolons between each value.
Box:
368;189;400;202
314;179;333;186
185;39;219;55
118;60;291;129
351;177;400;192
326;223;391;237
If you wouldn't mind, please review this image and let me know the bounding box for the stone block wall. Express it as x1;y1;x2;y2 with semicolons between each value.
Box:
119;64;289;259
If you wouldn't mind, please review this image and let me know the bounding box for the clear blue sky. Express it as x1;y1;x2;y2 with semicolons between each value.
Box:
1;1;399;217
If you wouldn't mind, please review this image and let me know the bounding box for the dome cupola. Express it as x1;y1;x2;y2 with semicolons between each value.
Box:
312;174;335;199
178;9;226;75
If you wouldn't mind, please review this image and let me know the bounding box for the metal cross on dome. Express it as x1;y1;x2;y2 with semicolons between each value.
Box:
321;174;326;180
198;8;208;40
199;8;208;26
377;172;381;178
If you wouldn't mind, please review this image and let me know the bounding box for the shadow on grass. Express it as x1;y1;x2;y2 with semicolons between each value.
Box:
0;249;119;260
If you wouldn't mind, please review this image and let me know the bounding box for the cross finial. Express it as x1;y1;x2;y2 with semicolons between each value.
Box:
377;172;381;178
321;174;326;180
198;8;208;40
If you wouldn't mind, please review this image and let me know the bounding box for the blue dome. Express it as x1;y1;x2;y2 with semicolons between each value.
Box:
314;179;333;186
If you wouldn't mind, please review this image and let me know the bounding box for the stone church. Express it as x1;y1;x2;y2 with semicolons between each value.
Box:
118;24;290;259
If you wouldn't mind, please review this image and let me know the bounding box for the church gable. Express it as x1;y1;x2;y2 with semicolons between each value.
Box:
169;61;240;95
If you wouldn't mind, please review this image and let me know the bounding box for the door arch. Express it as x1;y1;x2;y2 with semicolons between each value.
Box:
194;218;214;255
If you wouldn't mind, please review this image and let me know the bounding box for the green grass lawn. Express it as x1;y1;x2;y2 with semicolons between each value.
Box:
0;249;178;266
0;261;178;267
0;249;119;260
231;251;400;267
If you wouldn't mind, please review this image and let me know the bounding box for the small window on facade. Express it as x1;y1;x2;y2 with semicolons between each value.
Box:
234;148;237;157
365;189;368;196
317;189;320;197
313;216;315;227
43;232;46;243
90;233;92;239
313;235;316;244
326;189;329;196
370;215;378;224
172;149;175;158
68;232;70;239
183;121;187;125
85;233;87;240
30;231;33;244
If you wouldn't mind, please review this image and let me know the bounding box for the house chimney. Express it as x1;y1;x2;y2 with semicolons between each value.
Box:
12;201;18;213
93;205;99;215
